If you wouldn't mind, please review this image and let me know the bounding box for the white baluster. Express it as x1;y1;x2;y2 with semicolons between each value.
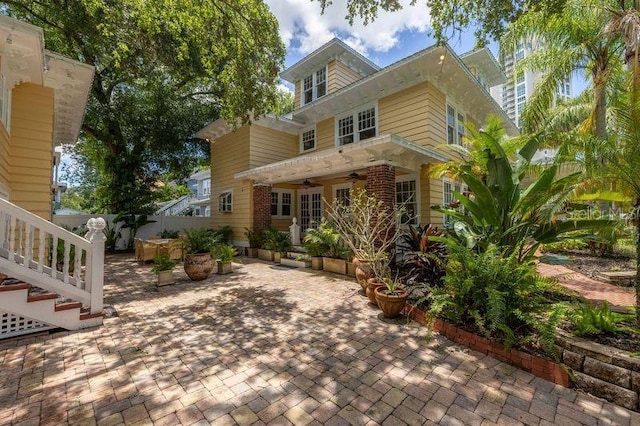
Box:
51;235;58;279
89;217;106;314
24;224;32;267
0;210;6;250
17;220;23;259
63;239;71;284
74;245;82;288
8;216;15;261
38;229;45;273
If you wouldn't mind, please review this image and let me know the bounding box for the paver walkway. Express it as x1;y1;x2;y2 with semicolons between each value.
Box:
537;263;635;308
1;254;639;425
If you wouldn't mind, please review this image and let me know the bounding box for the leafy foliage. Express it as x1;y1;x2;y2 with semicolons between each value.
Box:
183;228;220;254
303;220;350;260
151;253;177;273
426;243;561;351
396;224;447;287
159;229;180;239
5;0;284;213
569;302;632;337
211;244;237;262
244;228;264;249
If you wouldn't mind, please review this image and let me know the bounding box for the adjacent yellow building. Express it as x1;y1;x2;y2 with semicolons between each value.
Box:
196;39;518;247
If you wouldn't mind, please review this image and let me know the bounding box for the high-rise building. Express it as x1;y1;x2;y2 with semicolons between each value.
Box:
491;40;572;128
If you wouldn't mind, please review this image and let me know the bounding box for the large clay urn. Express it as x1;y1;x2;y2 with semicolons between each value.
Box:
353;258;375;291
184;253;213;281
374;287;408;319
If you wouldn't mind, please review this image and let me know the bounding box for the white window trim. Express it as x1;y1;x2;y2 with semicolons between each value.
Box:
271;188;294;219
445;101;466;146
335;102;378;147
218;189;233;213
442;177;468;225
332;182;352;205
395;174;420;226
300;65;328;107
299;125;317;153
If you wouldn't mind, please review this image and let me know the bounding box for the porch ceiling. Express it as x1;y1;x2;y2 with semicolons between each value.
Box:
234;133;448;184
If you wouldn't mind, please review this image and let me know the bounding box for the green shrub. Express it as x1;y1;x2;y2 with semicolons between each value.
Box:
244;228;263;249
212;226;233;243
426;243;560;351
540;238;587;253
262;227;291;253
183;228;220;254
159;229;180;239
211;244;237;262
569;302;633;337
151;253;177;273
303;220;350;259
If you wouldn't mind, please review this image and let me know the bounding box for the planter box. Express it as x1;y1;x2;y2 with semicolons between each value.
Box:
280;258;312;268
216;260;233;275
246;247;258;258
156;270;175;287
274;252;285;263
258;249;274;261
346;261;355;277
311;256;323;271
323;257;347;275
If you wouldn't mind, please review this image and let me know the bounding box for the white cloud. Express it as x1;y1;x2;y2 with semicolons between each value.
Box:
265;0;431;56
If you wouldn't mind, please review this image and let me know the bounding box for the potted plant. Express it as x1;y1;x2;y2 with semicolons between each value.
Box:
312;221;350;274
244;227;262;257
374;275;408;318
303;222;330;270
212;243;237;274
258;227;279;261
271;231;292;263
151;253;177;286
183;228;218;281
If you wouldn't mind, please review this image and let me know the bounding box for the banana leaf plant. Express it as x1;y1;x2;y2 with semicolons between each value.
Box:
432;126;613;261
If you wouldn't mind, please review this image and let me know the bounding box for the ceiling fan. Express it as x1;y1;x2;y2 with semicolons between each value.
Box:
292;178;322;187
344;171;367;182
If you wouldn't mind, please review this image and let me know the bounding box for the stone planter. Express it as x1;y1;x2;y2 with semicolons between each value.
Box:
246;247;258;258
374;287;407;318
274;252;284;263
346;261;355;277
280;258;312;268
156;270;175;287
216;260;233;275
323;257;347;274
258;249;274;261
184;253;213;281
311;256;323;270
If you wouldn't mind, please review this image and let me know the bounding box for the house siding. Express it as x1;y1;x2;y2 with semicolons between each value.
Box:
0;123;9;196
210;126;250;242
314;117;335;152
332;60;363;92
8;83;55;219
249;125;298;168
294;80;301;110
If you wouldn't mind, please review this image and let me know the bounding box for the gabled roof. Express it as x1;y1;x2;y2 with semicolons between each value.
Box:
280;38;380;83
0;15;94;146
459;48;506;87
195;114;304;141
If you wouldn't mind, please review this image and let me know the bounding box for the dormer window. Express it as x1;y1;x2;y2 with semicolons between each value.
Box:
302;66;327;106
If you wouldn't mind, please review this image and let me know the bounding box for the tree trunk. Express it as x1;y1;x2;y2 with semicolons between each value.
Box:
636;201;640;325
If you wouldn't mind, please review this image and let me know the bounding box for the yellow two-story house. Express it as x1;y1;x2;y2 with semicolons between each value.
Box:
196;39;517;247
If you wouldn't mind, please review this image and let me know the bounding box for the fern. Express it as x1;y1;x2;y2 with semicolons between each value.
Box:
570;302;622;337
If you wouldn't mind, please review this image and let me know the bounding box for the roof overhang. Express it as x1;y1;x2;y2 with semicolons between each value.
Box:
0;15;45;86
195;114;304;141
459;48;506;87
44;52;95;146
234;133;448;184
280;38;380;83
292;44;518;136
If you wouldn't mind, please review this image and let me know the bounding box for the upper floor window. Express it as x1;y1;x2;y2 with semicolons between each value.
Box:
218;190;232;212
300;128;316;152
302;67;327;106
336;104;377;146
446;104;465;146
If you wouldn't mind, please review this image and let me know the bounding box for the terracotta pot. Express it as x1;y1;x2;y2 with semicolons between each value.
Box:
354;259;374;291
366;279;385;306
374;287;408;318
184;253;213;281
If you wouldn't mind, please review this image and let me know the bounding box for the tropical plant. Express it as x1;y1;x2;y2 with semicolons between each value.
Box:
211;244;237;262
327;188;404;280
427;243;562;351
212;226;234;244
568;302;634;337
396;224;448;287
303;222;331;257
431;123;612;261
159;229;180;239
183;228;219;254
303;220;350;260
244;227;263;249
151;253;177;273
118;213;156;250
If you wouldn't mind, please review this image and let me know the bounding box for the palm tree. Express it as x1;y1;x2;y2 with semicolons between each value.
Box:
502;0;624;148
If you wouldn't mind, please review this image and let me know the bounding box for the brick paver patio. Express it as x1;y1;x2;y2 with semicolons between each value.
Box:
1;254;639;425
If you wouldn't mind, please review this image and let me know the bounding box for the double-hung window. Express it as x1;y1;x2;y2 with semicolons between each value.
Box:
446;104;465;145
271;189;293;218
336;104;377;146
442;179;468;225
300;128;316;152
395;176;418;225
301;67;327;106
218;190;232;212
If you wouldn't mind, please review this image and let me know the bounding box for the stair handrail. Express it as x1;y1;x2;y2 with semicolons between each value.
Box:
0;198;106;313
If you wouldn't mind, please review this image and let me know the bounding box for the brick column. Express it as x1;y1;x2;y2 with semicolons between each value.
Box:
366;165;395;250
252;183;272;234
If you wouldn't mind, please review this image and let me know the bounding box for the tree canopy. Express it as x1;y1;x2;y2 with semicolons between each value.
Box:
4;0;285;213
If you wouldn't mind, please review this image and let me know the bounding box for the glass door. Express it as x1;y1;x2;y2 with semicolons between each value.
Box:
298;187;323;232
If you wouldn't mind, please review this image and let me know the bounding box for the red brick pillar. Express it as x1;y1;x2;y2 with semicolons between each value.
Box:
366;165;396;249
253;183;272;234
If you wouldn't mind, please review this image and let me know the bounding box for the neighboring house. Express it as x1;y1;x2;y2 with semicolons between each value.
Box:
196;38;518;247
155;169;211;216
490;40;573;128
0;16;103;338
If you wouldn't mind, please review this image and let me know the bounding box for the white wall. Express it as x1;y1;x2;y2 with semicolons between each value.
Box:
53;214;212;250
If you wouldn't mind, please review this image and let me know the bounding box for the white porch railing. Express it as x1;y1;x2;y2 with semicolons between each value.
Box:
0;198;106;314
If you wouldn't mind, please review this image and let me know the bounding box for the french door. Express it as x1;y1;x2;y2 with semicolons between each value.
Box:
298;187;323;232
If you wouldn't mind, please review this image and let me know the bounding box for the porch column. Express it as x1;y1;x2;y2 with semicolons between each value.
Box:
253;183;272;234
366;164;396;249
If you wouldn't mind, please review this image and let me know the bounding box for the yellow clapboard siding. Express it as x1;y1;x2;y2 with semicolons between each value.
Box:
249;125;298;168
8;83;54;219
294;80;301;110
315;117;335;151
210;126;251;241
0;124;9;191
334;61;363;90
379;83;430;147
327;60;337;94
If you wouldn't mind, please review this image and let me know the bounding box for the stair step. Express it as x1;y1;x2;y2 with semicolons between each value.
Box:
0;282;30;292
27;292;58;302
80;311;104;320
54;301;82;312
